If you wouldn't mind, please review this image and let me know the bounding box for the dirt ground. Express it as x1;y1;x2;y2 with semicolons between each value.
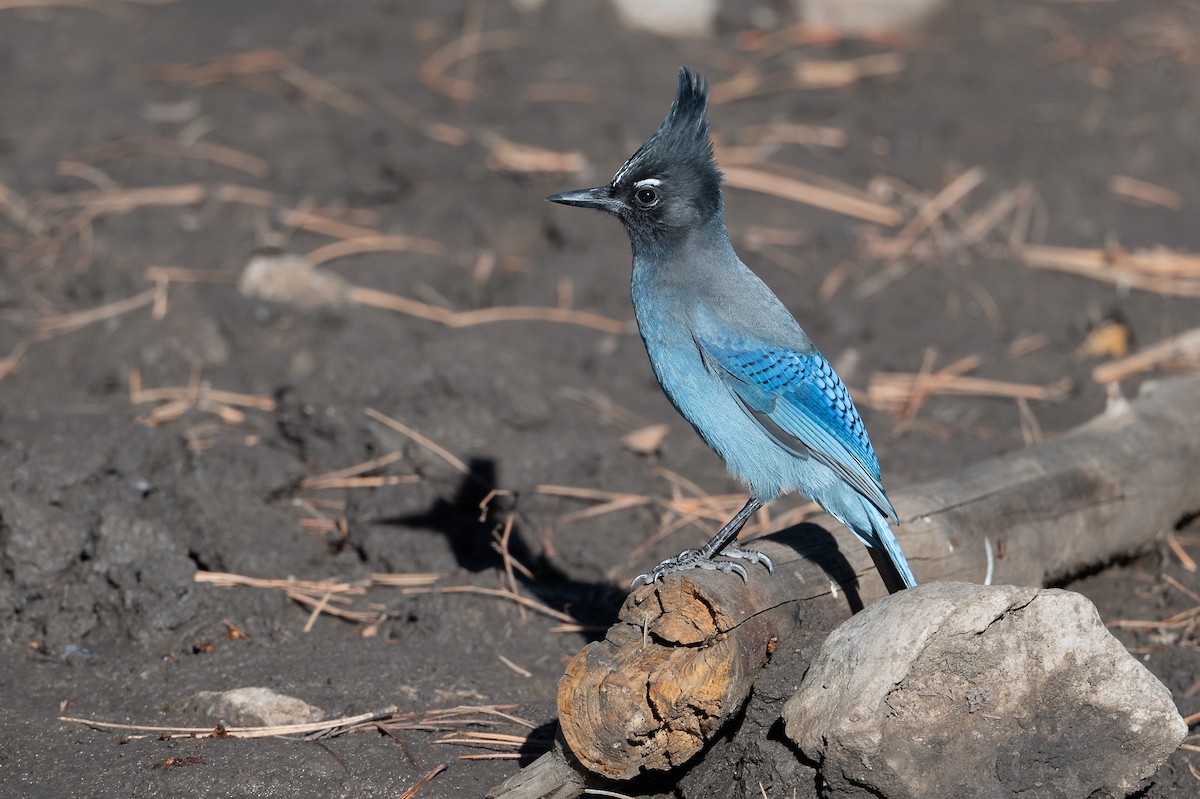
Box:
1;1;1198;797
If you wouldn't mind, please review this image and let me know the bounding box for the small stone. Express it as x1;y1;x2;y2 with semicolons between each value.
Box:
238;253;350;312
187;687;325;727
798;0;944;34
608;0;719;38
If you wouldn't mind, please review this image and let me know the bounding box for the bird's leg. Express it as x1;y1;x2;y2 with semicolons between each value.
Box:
698;496;764;559
632;497;773;586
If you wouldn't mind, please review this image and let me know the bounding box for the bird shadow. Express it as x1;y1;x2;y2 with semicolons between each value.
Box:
377;457;509;571
374;456;626;636
766;521;866;614
376;459;879;635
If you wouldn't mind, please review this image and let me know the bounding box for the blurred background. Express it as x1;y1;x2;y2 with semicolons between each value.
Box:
0;1;1197;796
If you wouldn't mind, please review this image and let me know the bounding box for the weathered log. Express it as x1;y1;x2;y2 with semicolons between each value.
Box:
485;739;586;799
489;375;1200;796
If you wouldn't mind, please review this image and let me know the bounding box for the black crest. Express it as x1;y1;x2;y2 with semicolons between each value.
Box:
613;67;722;212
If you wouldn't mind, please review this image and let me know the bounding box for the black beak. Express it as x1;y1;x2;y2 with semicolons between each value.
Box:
547;186;621;213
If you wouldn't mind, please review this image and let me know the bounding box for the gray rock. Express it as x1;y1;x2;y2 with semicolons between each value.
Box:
93;502;178;572
0;494;87;583
783;582;1187;799
238;253;350;312
608;0;719;38
90;503;200;644
798;0;944;33
187;687;326;727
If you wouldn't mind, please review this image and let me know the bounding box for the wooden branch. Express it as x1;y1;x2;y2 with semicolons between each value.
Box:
486;741;585;799
558;569;789;779
493;376;1200;794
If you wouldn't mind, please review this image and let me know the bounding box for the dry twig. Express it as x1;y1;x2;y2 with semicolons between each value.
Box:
18;181;376;273
868;354;1069;418
59;706;399;740
1092;327;1200;384
129;368;274;428
69;137;269;177
401;584;577;625
711;54;905;103
1167;535;1199;574
364;408;469;474
306;235;446;266
1109;175;1183;209
1022;244;1200;297
1008;332;1050;358
478;130;589;175
350;286;631;334
867;167;987;261
0;0;174;10
144;49;365;114
61;702;536;751
25;184;205;270
300;451;419;490
536;484;655;525
35;288;157;338
419;29;525;102
195;570;440;630
397;764;448;799
722;166;902;226
0;182;42;234
736;122;847;149
0;338;32;381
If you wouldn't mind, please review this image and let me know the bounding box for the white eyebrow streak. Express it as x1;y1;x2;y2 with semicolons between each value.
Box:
611;158;636;186
634;178;662;188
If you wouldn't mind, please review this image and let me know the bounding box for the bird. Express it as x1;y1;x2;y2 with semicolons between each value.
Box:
548;68;917;593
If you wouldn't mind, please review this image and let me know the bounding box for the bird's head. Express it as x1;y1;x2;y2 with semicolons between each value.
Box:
548;67;723;251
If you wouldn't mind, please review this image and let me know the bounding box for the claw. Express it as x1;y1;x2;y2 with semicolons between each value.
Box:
629;545;772;588
724;546;774;573
724;561;749;583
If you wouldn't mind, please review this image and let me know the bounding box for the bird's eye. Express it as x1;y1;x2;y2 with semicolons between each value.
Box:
634;187;660;208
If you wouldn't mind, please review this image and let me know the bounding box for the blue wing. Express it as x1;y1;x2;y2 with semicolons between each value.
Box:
697;337;897;522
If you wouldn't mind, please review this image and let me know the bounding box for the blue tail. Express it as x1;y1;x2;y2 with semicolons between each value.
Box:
864;504;917;590
818;487;918;592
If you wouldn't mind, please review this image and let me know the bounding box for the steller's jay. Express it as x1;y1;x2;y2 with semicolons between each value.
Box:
548;68;917;592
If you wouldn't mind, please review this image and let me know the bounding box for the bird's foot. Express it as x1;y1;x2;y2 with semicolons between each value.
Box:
631;546;774;587
723;546;775;574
